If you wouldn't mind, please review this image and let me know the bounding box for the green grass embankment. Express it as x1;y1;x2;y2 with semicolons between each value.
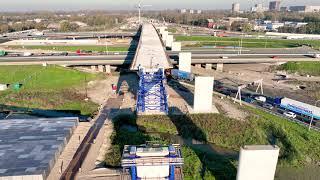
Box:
0;65;103;116
175;35;320;49
7;45;132;52
278;62;320;76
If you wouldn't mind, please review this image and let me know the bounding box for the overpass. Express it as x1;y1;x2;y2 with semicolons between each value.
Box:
0;55;318;66
1;32;138;40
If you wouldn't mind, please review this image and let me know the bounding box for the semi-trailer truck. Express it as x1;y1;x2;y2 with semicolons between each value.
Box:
168;69;194;81
274;97;320;121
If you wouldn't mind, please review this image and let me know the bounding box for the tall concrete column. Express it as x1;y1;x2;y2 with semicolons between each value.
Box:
172;42;181;51
91;65;97;71
162;31;169;42
98;65;105;72
205;64;212;70
216;63;224;72
179;52;192;73
105;65;111;74
166;35;174;48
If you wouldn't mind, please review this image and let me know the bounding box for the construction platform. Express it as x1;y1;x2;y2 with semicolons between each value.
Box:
121;143;183;180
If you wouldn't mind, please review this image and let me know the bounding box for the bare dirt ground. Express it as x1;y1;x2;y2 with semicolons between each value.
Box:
87;72;138;105
191;63;320;104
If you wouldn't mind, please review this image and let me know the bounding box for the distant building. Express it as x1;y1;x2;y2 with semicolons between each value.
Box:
72;21;88;27
197;10;202;14
289;5;320;13
254;25;267;31
207;19;215;28
189;9;194;14
280;6;288;12
232;3;240;13
225;17;248;26
180;9;187;14
266;22;284;31
289;6;307;12
251;4;267;13
269;1;281;11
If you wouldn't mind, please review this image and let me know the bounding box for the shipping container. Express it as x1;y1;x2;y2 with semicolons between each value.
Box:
170;69;194;81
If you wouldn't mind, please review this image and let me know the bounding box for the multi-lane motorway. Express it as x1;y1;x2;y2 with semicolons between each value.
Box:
0;53;318;66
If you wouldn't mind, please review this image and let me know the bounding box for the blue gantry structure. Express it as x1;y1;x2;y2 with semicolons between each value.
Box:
136;67;169;114
131;23;172;115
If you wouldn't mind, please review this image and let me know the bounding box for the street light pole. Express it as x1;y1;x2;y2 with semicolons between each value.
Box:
309;100;320;131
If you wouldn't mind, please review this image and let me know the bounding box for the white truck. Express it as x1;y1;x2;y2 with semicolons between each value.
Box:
313;53;320;58
23;52;33;57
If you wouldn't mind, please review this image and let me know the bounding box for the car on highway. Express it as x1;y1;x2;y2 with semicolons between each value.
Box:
271;56;279;59
255;96;267;103
220;56;229;59
263;103;274;110
284;111;297;118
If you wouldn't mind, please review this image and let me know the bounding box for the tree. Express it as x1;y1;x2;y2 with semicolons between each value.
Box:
59;21;79;32
242;23;253;33
0;24;9;33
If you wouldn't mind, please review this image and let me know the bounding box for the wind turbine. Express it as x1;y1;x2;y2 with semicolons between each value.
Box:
137;0;152;24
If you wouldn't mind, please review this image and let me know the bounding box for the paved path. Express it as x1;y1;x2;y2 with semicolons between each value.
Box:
60;96;123;180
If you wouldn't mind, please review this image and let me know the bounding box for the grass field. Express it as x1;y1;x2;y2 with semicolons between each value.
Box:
0;65;103;116
175;36;320;49
7;45;132;52
133;105;320;178
279;62;320;76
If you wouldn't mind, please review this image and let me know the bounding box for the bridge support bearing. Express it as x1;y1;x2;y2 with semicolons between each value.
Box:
205;63;212;70
216;63;224;72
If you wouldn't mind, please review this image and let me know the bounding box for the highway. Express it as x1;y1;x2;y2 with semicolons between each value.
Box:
0;54;318;66
1;32;138;40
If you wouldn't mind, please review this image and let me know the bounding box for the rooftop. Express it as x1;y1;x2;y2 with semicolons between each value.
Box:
0;117;78;178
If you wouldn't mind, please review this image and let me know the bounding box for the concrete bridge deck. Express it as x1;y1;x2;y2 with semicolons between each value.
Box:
130;24;172;70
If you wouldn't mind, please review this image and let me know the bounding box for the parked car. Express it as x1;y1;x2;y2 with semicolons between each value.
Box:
284;111;297;118
263;103;274;110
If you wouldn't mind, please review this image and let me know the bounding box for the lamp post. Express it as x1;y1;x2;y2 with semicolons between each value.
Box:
309;100;320;131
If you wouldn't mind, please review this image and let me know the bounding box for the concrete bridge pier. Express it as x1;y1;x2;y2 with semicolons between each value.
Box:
205;64;212;70
98;65;105;72
91;65;97;71
216;63;224;72
105;65;111;74
195;64;202;68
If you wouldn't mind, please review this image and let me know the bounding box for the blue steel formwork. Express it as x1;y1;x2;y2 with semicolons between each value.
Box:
136;67;169;114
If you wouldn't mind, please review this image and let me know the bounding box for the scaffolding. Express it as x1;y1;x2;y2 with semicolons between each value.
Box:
136;67;169;114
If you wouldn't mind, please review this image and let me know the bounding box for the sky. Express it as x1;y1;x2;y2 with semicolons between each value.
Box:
0;0;319;11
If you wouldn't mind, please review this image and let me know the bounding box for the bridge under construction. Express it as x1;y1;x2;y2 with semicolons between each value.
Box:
131;24;172;115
